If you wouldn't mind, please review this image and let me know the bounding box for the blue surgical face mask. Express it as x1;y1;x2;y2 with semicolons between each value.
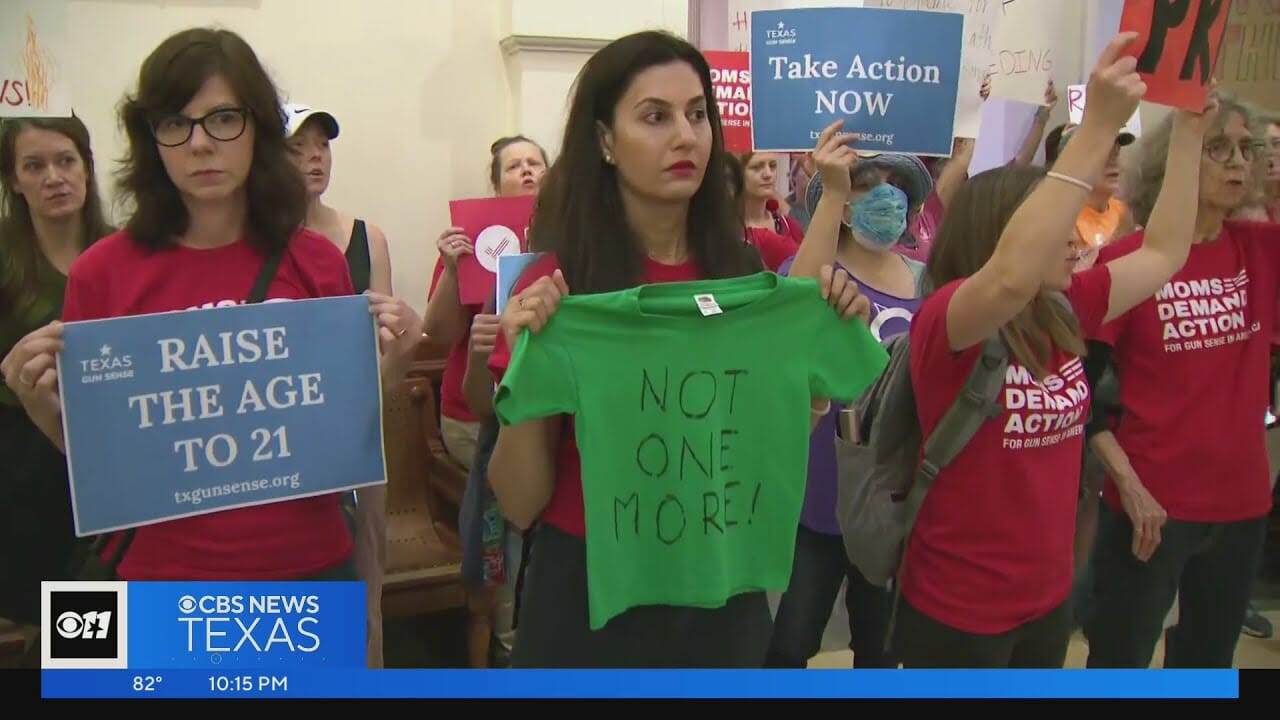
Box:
845;183;909;251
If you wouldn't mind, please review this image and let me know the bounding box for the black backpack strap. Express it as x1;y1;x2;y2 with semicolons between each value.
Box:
247;246;286;304
883;332;1008;653
83;244;288;579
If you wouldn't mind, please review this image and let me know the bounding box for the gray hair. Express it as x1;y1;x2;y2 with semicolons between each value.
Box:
1121;92;1269;227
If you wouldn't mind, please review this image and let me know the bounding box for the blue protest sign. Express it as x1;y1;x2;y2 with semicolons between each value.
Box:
57;296;386;537
749;6;964;156
496;252;541;315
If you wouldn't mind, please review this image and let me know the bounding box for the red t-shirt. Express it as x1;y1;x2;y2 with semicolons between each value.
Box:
902;266;1112;634
61;228;356;580
744;227;799;272
429;258;481;423
1094;221;1280;522
486;253;702;537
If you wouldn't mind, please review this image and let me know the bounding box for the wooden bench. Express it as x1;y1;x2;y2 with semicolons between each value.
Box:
0;619;32;668
381;343;494;668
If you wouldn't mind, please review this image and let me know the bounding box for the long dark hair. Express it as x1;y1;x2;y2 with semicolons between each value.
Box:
0;115;113;315
115;28;305;254
528;31;761;294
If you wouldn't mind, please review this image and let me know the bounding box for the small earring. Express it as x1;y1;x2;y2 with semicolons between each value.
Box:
603;153;614;165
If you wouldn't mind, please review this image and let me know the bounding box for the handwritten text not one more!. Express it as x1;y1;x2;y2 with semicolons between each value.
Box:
123;326;328;473
615;367;762;548
766;53;944;116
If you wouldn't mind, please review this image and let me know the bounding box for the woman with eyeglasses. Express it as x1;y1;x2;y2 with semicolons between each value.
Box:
1081;92;1278;669
0;28;423;585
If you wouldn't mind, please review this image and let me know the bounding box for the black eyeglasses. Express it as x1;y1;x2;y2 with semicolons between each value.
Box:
152;108;249;147
1204;138;1264;164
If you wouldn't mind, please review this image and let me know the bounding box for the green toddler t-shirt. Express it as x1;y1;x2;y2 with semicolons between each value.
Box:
493;271;889;630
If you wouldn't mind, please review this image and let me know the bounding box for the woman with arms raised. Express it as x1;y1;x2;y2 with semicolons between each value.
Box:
792;32;1212;668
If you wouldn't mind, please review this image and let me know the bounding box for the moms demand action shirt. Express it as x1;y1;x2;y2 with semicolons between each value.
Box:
492;271;888;630
60;228;356;581
1095;221;1280;523
904;266;1112;635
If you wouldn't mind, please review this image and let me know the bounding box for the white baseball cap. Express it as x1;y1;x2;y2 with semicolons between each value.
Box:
282;102;339;139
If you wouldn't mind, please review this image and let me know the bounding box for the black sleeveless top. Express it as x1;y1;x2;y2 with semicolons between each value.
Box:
345;219;372;294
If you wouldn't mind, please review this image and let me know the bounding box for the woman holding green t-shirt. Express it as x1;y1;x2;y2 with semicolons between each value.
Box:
0;115;114;663
484;31;873;669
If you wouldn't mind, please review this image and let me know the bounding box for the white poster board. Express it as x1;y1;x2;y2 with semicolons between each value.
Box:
989;0;1067;106
1067;84;1142;138
0;0;71;118
863;0;1002;139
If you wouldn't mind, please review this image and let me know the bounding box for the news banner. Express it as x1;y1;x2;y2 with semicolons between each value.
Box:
36;580;1252;700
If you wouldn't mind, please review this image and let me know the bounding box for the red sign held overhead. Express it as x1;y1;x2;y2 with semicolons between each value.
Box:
704;51;753;154
1119;0;1234;110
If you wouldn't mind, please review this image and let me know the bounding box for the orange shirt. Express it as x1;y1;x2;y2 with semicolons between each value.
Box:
1073;197;1128;271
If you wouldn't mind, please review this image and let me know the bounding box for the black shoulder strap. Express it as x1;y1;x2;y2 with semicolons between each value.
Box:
247;247;286;304
92;245;287;577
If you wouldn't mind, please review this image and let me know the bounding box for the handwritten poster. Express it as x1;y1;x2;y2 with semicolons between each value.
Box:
57;296;387;536
448;194;535;306
705;51;754;153
0;0;71;117
749;6;964;155
1068;84;1143;137
864;0;1003;138
991;0;1067;105
1217;0;1278;108
1120;0;1234;110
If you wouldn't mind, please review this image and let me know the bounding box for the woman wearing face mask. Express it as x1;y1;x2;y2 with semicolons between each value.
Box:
0;115;113;665
765;159;926;669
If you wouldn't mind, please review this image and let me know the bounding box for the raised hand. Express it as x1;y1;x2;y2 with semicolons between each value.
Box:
810;120;861;202
1080;32;1147;136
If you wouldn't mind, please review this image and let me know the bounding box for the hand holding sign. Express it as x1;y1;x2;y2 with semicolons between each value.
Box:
1;319;64;447
501;270;570;351
1081;33;1149;139
1173;77;1221;136
810;120;861;203
436;226;473;269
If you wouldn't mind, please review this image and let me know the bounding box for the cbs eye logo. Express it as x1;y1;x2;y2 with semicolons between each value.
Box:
42;582;128;668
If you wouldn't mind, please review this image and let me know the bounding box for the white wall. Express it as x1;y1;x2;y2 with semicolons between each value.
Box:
60;0;688;314
67;0;510;312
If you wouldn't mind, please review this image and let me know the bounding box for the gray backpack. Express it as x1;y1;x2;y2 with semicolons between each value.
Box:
835;292;1073;651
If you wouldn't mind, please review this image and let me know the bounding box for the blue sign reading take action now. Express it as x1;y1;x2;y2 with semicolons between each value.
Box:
749;7;963;156
57;296;386;536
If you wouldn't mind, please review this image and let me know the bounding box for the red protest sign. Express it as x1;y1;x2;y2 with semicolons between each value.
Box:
705;50;753;154
1119;0;1234;110
448;194;535;307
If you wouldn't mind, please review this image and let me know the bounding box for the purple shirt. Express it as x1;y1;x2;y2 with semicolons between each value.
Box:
778;257;922;535
894;192;944;264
